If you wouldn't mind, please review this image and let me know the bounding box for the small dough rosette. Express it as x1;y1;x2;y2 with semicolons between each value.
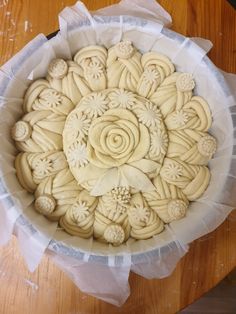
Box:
34;168;82;221
47;59;91;104
167;129;217;165
23;79;74;115
136;52;175;98
107;41;143;92
160;158;210;200
74;45;107;91
143;175;189;223
128;193;164;240
60;190;98;238
12;110;65;152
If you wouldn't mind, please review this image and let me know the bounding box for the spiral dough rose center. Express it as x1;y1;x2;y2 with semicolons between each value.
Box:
85;109;141;168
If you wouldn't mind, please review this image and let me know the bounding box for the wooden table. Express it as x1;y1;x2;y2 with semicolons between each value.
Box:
0;1;236;313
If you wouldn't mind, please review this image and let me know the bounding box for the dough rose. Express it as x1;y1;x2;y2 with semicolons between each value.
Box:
87;108;150;168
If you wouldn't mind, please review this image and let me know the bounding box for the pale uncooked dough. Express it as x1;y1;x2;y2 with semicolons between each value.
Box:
12;40;217;246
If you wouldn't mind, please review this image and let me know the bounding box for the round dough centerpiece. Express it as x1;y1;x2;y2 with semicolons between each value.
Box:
12;41;217;246
63;90;167;193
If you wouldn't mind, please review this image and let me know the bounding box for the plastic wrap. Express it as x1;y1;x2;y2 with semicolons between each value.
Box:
0;0;235;306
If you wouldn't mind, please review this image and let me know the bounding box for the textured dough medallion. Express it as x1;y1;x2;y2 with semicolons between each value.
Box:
12;41;217;246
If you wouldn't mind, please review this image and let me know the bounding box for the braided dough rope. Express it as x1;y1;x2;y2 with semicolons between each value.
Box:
106;41;143;92
12;110;66;152
23;79;74;115
15;151;68;192
160;158;210;201
74;45;107;91
167;129;217;165
60;189;98;238
128;193;164;240
94;211;131;245
47;60;92;104
143;175;189;223
12;41;217;246
150;72;193;118
137;52;175;98
34;168;82;221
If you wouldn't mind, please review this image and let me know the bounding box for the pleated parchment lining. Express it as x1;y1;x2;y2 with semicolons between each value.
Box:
0;14;235;271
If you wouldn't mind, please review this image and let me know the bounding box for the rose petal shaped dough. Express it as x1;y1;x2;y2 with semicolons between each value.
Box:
128;124;150;162
103;108;139;126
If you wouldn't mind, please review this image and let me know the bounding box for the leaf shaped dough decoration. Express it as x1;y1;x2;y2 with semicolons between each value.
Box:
73;163;107;184
90;167;120;196
119;164;156;192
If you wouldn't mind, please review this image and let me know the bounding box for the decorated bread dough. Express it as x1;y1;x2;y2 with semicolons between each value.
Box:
62;90;167;195
127;193;164;240
34;168;82;221
12;110;66;152
12;41;217;246
47;60;92;104
60;189;98;238
143;175;189;223
167;129;217;165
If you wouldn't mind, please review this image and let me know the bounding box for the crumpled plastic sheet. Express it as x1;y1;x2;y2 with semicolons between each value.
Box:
0;0;235;306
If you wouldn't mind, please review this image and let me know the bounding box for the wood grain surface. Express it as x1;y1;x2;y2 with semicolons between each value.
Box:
0;1;236;313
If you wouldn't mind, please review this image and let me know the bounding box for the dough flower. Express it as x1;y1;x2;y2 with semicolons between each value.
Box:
87;108;149;168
